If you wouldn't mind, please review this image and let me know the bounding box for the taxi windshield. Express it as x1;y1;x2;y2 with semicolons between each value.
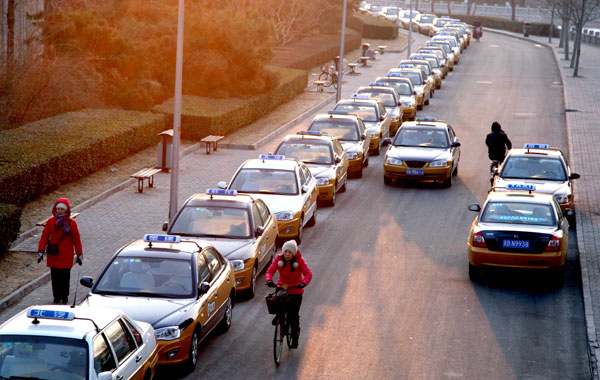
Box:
500;157;567;181
309;121;360;141
435;18;450;27
170;206;250;238
0;335;88;380
391;72;422;86
276;142;333;165
393;127;448;148
385;8;398;15
420;15;435;23
95;257;194;298
230;168;299;195
379;80;413;95
481;202;556;226
334;104;378;122
357;90;396;107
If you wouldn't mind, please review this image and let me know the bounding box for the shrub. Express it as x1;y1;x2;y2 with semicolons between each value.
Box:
349;12;399;39
0;109;167;206
442;14;553;37
0;204;21;255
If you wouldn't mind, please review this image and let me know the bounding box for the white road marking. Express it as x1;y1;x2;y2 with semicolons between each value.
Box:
477;81;492;84
514;112;537;118
489;44;499;47
535;44;543;48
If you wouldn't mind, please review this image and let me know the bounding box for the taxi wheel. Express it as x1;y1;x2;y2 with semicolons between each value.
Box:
425;98;430;106
384;175;393;185
417;104;423;110
442;177;452;188
295;216;304;244
469;264;483;282
246;266;257;298
452;165;458;176
307;208;317;227
218;297;233;333
328;187;336;207
340;177;347;192
436;83;441;90
373;142;381;156
364;155;369;167
185;328;200;372
356;165;363;178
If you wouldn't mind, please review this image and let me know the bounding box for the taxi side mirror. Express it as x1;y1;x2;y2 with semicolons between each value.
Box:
380;116;385;121
301;185;309;193
569;173;580;180
162;222;169;232
413;91;417;95
255;226;264;237
98;372;113;380
335;157;341;164
361;134;367;140
199;282;211;295
80;276;94;288
383;137;393;145
451;141;461;147
218;181;227;189
468;204;481;212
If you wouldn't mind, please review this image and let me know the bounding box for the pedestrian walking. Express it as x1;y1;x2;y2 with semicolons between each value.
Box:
37;198;83;304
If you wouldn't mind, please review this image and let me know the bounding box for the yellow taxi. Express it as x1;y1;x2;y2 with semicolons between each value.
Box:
424;41;455;71
164;189;278;297
383;117;461;187
400;59;436;96
416;13;437;36
333;94;391;155
356;83;403;135
80;234;236;371
467;186;569;285
492;144;580;224
375;75;418;122
431;35;460;63
416;47;449;78
409;53;443;89
308;111;370;178
219;154;318;243
275;131;349;207
387;67;432;110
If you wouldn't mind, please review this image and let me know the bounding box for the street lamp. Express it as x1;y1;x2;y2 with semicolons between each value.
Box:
408;0;413;58
169;0;184;222
336;0;348;103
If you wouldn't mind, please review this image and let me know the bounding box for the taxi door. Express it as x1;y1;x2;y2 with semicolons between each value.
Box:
377;102;391;139
103;319;144;380
332;140;349;187
203;248;230;332
254;200;277;270
300;165;318;222
447;125;461;168
196;253;212;340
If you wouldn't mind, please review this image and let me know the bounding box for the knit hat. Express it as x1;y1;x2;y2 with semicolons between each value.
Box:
282;239;298;254
55;202;68;210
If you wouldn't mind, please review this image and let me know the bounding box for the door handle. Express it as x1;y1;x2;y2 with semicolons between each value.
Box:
117;375;123;380
136;355;142;363
214;293;218;298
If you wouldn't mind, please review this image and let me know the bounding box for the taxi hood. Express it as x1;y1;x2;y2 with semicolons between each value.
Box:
387;146;450;162
305;164;335;179
179;237;254;261
253;194;305;214
340;141;362;153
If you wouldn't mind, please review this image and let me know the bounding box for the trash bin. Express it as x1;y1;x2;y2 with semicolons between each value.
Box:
334;56;341;71
361;43;370;58
523;22;531;37
157;129;173;171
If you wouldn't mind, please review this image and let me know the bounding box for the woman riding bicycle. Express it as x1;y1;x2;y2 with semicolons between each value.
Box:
266;239;312;349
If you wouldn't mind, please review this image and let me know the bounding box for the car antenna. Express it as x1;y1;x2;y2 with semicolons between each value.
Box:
71;270;81;309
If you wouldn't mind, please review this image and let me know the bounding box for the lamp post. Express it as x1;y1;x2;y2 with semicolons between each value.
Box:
336;0;348;103
169;0;184;223
407;0;413;58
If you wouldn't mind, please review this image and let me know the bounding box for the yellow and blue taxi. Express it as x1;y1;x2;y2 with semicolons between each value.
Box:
274;131;349;207
355;83;403;135
467;186;569;285
164;189;278;297
0;304;158;380
383;117;461;187
492;144;580;224
416;13;437;36
219;154;318;243
398;60;435;98
333;94;391;155
416;47;449;78
308;111;370;178
431;35;461;63
80;234;236;371
409;53;443;89
425;40;455;71
387;67;432;110
375;75;418;122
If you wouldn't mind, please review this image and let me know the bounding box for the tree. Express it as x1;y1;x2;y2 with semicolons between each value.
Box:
569;0;600;76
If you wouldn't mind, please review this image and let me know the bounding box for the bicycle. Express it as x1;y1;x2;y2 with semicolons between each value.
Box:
265;285;301;365
318;64;338;89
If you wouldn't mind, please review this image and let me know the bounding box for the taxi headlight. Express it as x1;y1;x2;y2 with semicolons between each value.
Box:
403;101;415;108
230;259;245;271
368;131;378;138
155;326;181;341
316;177;331;186
347;152;359;160
386;157;403;166
275;211;294;221
555;194;569;204
429;160;448;168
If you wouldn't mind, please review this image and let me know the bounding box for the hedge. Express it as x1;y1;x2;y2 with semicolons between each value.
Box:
441;14;554;37
270;29;362;70
0;204;21;255
348;12;399;39
152;66;308;140
0;110;168;206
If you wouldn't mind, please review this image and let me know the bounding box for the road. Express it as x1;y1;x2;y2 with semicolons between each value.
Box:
164;32;589;380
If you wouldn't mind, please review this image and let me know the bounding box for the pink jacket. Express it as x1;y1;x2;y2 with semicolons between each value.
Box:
265;250;312;295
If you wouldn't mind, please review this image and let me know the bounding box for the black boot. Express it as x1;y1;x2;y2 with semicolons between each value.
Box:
272;316;278;326
290;334;299;349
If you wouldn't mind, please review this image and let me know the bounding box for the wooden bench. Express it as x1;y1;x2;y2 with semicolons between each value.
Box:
359;57;369;66
347;63;358;74
313;80;326;92
378;45;387;54
200;135;224;155
37;213;80;227
131;167;162;193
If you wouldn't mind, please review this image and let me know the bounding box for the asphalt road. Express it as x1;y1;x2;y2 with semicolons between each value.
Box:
164;32;589;380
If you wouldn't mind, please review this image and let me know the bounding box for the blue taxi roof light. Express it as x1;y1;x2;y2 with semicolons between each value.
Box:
351;94;370;100
369;82;386;86
297;130;322;136
259;154;285;160
144;234;181;243
328;110;348;115
399;64;416;68
206;189;237;196
507;184;536;191
524;143;549;149
416;117;437;122
27;309;75;321
387;73;402;77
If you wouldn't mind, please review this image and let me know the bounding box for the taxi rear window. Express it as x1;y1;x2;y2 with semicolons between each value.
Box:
480;202;556;226
276;142;333;165
334;104;378;122
309;121;359;141
230;168;299;195
378;80;412;95
356;90;396;107
391;72;422;86
170;206;250;238
500;157;567;181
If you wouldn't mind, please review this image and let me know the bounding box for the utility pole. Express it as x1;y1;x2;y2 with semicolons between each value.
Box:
336;0;348;103
408;0;413;57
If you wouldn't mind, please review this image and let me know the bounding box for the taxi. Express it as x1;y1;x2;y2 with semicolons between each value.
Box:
438;28;466;51
383;117;461;187
492;144;580;223
409;53;443;89
0;305;158;380
467;186;569;285
219;154;318;243
375;75;418;121
387;67;431;110
399;9;421;30
415;13;437;36
416;47;448;78
398;60;435;97
431;35;460;63
164;189;278;297
355;82;403;135
333;94;391;155
308;111;370;178
80;234;236;371
425;40;455;71
274;131;349;206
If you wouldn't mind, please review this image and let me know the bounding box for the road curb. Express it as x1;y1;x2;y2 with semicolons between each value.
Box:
0;272;50;312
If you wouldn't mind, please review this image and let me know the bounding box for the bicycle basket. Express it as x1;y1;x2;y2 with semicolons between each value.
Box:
265;292;289;315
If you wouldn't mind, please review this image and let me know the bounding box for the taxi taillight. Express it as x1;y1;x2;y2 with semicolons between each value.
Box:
472;231;487;248
546;235;561;251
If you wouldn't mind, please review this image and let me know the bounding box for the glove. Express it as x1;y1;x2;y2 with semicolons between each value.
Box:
76;255;83;266
37;252;43;263
296;283;305;289
266;281;275;288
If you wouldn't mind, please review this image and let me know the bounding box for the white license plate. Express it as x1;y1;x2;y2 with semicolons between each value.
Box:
406;169;424;175
502;239;530;249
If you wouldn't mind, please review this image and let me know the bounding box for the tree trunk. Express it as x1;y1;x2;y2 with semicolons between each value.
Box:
7;0;16;78
447;0;451;15
564;18;570;61
570;26;579;68
415;0;420;12
573;0;587;77
511;2;516;22
548;6;554;43
431;0;434;14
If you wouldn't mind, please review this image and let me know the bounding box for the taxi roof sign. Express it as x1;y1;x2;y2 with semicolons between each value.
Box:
416;117;437;122
297;130;322;136
351;93;370;100
144;234;181;243
507;184;536;191
399;63;416;68
27;309;75;321
328;110;348;115
387;73;403;77
369;82;386;86
206;189;237;196
524;143;549;149
259;154;285;160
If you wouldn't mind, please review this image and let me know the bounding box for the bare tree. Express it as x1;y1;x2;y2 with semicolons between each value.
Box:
570;0;600;76
447;0;452;15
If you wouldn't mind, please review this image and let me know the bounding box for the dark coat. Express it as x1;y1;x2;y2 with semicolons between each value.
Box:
38;198;82;269
485;131;512;161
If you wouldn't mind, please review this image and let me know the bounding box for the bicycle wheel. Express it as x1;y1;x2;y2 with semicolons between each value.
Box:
332;77;338;89
273;317;284;365
284;316;292;348
319;72;333;87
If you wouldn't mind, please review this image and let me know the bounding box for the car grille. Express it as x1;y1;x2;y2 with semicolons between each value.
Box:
405;161;427;168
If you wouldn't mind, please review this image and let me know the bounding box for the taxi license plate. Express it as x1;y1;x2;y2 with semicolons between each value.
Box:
502;239;530;249
406;169;424;175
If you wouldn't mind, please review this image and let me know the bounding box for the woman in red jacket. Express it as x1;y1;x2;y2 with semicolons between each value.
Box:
266;239;312;349
37;198;83;304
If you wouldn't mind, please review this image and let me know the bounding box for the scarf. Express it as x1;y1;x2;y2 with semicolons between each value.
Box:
54;214;72;234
